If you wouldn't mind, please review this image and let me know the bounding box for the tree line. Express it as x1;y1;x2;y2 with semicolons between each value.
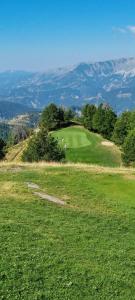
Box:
82;103;117;140
82;104;135;165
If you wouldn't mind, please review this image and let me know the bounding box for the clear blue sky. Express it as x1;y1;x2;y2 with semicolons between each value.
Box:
0;0;135;71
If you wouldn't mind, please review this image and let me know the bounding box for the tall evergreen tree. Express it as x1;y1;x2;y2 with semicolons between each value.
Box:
112;111;131;145
102;108;117;139
58;107;65;128
93;104;116;139
122;129;135;165
40;104;75;130
82;104;97;131
92;104;105;133
40;103;60;130
64;108;75;124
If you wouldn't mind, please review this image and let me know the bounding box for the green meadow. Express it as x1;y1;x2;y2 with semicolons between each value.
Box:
53;126;121;166
0;163;135;299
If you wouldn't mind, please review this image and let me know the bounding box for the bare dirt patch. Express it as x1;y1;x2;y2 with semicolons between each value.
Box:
101;141;114;147
33;191;65;205
26;182;65;205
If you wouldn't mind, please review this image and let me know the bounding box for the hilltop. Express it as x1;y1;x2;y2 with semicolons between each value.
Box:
53;126;121;167
5;126;121;167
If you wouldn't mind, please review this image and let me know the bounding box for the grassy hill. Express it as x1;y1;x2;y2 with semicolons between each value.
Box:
5;126;121;167
53;126;121;167
0;162;135;299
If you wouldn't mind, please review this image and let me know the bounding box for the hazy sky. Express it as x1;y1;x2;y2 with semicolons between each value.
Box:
0;0;135;71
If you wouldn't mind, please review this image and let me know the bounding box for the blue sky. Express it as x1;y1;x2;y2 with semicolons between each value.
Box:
0;0;135;71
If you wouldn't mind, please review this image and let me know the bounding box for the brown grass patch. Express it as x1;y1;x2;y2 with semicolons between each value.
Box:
101;141;114;147
0;161;135;175
123;174;135;180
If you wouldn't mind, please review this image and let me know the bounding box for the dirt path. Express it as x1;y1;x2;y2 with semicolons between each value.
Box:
26;182;65;206
33;191;65;205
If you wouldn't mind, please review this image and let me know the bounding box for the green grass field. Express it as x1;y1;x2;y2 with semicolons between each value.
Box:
0;163;135;299
5;126;121;167
53;126;121;167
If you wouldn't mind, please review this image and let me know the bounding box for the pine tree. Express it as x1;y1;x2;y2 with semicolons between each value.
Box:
82;104;97;131
112;111;131;145
122;129;135;165
22;128;65;162
40;103;60;130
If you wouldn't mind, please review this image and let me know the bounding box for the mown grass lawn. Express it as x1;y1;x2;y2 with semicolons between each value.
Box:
53;126;121;167
0;164;135;299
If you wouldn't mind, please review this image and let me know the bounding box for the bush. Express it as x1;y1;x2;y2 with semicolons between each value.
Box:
122;129;135;165
22;128;65;162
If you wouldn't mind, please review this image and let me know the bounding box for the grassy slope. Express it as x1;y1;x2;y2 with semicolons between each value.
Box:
6;126;121;167
5;140;28;162
0;163;135;299
53;126;121;167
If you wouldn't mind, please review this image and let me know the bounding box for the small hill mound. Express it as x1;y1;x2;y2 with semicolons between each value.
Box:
6;126;121;166
53;126;121;167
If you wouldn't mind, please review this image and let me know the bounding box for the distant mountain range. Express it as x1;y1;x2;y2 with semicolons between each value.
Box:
0;57;135;114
